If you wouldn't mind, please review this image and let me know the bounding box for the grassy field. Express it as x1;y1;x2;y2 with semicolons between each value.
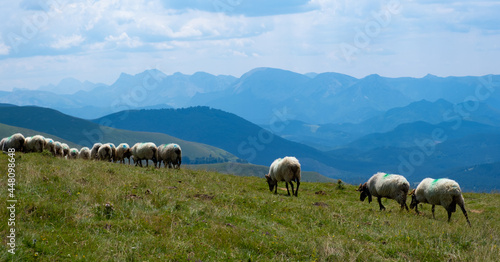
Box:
1;153;499;261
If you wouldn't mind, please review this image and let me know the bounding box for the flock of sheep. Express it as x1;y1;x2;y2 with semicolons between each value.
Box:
2;133;471;225
0;133;182;169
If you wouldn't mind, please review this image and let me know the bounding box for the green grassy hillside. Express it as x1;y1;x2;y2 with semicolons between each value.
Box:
186;162;337;183
1;153;499;261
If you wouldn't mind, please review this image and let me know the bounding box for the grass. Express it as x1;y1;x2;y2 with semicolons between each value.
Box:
1;153;499;261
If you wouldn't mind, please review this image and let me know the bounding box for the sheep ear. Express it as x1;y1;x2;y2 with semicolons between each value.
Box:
265;174;270;180
356;183;362;191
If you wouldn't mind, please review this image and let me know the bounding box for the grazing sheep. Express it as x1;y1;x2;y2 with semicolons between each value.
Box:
158;143;182;169
90;143;102;160
97;144;113;162
115;143;132;164
68;148;79;159
25;135;46;153
2;133;25;152
44;138;56;155
409;178;471;226
131;142;158;167
54;141;64;157
79;147;91;160
357;172;410;211
104;143;116;162
265;156;301;197
61;143;70;158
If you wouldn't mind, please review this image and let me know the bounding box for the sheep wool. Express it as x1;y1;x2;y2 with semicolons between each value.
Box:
265;156;301;197
410;178;471;226
158;143;182;169
358;172;410;211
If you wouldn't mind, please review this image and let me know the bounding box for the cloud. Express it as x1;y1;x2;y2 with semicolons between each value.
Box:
0;41;10;55
50;34;85;49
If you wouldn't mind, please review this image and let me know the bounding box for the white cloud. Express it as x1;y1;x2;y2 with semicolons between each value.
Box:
50;34;85;49
0;42;10;55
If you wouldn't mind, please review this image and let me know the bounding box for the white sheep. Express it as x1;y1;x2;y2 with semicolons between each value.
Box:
0;137;6;152
97;144;113;162
2;133;25;152
357;172;410;211
68;148;79;159
79;147;91;160
44;138;56;155
115;143;132;164
158;143;182;169
265;156;301;197
25;135;46;153
54;141;64;157
90;143;102;160
409;178;471;226
61;143;70;158
104;143;116;162
131;142;158;167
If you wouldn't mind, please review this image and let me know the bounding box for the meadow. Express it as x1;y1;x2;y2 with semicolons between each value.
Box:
1;153;499;261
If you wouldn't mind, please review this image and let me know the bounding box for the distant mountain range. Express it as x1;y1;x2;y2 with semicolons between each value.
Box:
1;67;499;124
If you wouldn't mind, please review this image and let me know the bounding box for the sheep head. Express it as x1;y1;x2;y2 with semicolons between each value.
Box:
265;174;276;192
357;183;372;203
408;189;418;209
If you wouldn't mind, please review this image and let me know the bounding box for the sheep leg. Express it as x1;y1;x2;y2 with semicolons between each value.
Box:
285;182;291;196
377;197;386;211
295;181;300;197
289;181;295;197
432;205;436;219
459;203;471;227
274;184;278;194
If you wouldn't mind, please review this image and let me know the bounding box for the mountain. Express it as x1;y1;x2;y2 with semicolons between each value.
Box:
0;105;239;164
38;78;104;95
437;162;500;192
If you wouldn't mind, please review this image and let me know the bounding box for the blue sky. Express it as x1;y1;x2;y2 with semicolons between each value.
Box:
0;0;499;90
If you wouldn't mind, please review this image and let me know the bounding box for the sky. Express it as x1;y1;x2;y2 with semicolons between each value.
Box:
0;0;499;91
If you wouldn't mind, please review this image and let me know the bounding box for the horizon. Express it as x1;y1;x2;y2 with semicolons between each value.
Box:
1;1;500;91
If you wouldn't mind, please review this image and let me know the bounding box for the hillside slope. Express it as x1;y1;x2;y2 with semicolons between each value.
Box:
0;105;239;164
1;153;498;261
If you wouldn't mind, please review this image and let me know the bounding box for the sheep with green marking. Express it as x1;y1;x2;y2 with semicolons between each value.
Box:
69;148;79;159
131;142;158;167
1;133;25;152
357;172;410;211
409;178;471;226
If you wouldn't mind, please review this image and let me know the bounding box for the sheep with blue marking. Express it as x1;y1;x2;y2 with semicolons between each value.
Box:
131;142;158;167
265;156;301;197
357;172;410;211
115;143;132;164
409;178;471;226
44;138;56;155
158;143;182;168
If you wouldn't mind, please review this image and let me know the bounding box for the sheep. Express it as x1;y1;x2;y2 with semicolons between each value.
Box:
44;138;56;155
115;143;132;164
131;142;158;167
104;143;116;162
68;148;79;159
90;143;102;160
409;178;471;226
79;147;91;160
61;143;70;158
25;135;46;153
265;156;301;197
0;137;6;152
97;144;113;162
2;133;25;152
158;143;182;169
357;172;410;211
54;141;64;157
